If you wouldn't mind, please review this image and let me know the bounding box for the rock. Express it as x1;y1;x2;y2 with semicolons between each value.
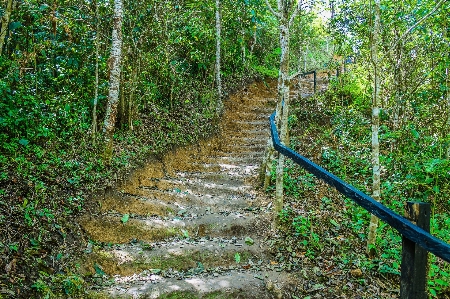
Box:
350;268;363;277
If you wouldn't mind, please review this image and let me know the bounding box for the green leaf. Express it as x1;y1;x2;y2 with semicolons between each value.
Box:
235;252;241;264
245;237;254;245
197;262;204;271
433;185;440;194
19;139;29;146
9;22;22;31
430;288;437;296
39;4;49;11
435;279;448;286
94;263;106;276
330;219;340;228
151;269;161;274
121;214;129;224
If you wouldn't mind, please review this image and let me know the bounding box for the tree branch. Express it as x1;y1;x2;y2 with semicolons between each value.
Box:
289;0;302;27
264;0;281;18
390;0;445;51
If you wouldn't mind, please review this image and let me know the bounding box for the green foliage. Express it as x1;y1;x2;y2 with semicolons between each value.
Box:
234;252;241;264
279;208;321;252
278;2;450;290
31;272;84;299
0;0;283;297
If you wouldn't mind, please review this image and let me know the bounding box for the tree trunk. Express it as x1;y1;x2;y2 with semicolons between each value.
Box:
261;0;298;209
367;0;381;257
445;20;450;159
0;0;13;56
215;0;223;115
241;28;246;68
128;58;139;131
250;27;257;56
92;0;99;138
445;68;450;159
446;63;450;158
102;0;123;162
298;45;303;94
274;0;292;216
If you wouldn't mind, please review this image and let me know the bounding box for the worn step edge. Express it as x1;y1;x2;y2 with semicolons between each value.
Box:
99;191;256;217
81;238;265;277
95;271;279;299
80;213;264;244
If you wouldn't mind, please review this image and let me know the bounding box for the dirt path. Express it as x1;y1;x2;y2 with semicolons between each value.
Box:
80;77;321;298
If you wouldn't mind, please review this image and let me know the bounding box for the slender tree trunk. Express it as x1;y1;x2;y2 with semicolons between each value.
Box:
119;68;125;126
250;27;257;55
215;0;223;115
128;57;139;131
102;0;123;161
92;0;99;137
241;28;246;68
304;45;308;72
445;20;450;159
367;0;381;257
445;68;450;159
298;45;303;93
275;11;291;215
261;0;298;207
447;66;450;158
0;0;13;56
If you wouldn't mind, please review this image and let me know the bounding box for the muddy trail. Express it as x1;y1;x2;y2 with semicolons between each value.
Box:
80;76;323;298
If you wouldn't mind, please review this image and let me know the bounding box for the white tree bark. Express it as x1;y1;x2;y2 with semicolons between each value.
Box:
367;0;381;256
261;0;295;216
275;12;291;214
103;0;123;160
215;0;223;115
250;26;257;55
445;21;450;159
0;0;13;56
447;66;450;158
92;0;100;137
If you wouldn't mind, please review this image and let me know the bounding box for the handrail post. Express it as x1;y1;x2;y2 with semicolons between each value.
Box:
400;202;430;299
313;70;316;93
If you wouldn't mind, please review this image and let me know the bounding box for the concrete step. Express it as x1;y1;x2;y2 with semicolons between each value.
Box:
80;212;265;244
81;237;266;277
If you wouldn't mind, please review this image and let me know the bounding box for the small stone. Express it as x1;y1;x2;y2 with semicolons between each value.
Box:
350;268;363;277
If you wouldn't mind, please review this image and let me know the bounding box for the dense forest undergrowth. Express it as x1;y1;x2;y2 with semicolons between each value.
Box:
1;0;450;298
0;1;287;297
272;71;450;298
0;73;255;298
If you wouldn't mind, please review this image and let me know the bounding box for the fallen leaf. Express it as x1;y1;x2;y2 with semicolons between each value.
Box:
5;259;16;274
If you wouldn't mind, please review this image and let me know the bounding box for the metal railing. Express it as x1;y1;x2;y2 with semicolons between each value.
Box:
269;80;450;298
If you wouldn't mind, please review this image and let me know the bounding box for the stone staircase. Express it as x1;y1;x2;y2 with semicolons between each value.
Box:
79;80;296;298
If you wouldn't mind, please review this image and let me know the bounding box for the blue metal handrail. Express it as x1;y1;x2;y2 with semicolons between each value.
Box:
269;111;450;263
